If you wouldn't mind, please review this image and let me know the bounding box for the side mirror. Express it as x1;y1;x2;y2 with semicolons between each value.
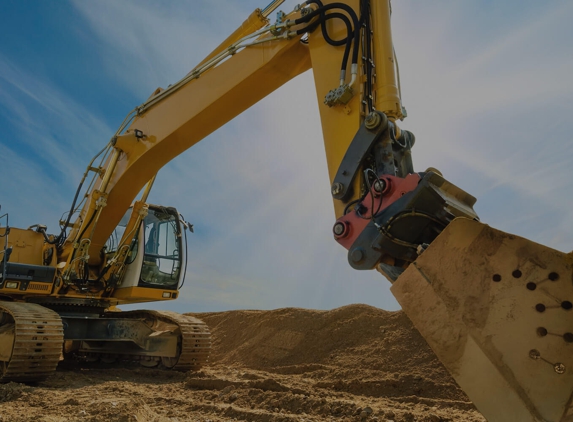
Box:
179;215;194;233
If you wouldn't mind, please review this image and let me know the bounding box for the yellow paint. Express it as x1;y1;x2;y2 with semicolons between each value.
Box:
70;0;403;259
5;228;45;265
370;0;403;120
113;286;177;304
307;0;400;217
193;8;269;71
7;1;405;304
72;30;312;264
0;283;52;295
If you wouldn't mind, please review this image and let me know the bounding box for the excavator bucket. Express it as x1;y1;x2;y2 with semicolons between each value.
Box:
391;218;573;422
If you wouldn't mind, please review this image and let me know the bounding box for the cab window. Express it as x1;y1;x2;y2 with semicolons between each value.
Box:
139;208;181;288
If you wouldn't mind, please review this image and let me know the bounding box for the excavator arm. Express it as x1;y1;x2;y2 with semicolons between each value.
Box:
0;1;570;420
63;0;476;284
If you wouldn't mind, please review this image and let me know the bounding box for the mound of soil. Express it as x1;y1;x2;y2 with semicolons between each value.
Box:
0;304;485;421
196;305;466;399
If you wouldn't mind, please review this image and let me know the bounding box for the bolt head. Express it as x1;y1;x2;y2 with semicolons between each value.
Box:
364;112;381;130
350;248;364;263
331;182;344;196
373;179;386;193
333;222;346;236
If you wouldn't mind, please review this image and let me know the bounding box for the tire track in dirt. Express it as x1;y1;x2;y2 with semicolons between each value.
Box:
0;304;486;421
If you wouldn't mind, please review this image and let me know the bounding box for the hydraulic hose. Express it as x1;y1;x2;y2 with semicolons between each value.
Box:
296;12;353;73
295;1;361;83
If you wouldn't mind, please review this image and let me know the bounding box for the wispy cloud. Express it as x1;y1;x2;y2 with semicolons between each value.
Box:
2;0;571;313
69;0;270;98
0;144;65;226
391;1;573;251
0;54;113;228
70;0;573;311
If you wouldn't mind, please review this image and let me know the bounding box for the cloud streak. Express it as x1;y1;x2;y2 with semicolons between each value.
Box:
0;54;114;229
391;1;573;251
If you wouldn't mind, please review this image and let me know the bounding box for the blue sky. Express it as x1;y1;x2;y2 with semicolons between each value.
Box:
0;1;572;313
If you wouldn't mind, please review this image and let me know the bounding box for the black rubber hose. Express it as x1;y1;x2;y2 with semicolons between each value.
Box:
351;18;361;65
301;1;358;27
75;208;97;247
296;12;353;71
296;2;361;76
43;179;84;246
305;0;348;47
295;2;359;39
297;10;350;43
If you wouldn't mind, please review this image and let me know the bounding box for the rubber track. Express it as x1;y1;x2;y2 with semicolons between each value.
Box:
103;310;211;371
145;310;211;371
0;302;63;383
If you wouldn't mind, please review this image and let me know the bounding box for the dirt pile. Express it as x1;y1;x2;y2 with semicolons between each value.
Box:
194;304;464;401
183;304;484;421
0;304;485;421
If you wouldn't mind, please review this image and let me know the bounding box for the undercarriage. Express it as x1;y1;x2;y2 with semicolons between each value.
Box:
0;300;211;383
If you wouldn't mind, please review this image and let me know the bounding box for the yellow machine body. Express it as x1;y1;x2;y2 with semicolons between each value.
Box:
0;2;569;420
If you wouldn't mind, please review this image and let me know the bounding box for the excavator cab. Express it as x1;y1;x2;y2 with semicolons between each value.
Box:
106;205;187;295
139;207;182;289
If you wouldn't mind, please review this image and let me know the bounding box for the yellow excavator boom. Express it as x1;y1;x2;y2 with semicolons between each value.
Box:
65;0;404;267
0;2;570;420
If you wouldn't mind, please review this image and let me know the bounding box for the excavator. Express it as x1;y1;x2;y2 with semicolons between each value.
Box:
0;1;570;421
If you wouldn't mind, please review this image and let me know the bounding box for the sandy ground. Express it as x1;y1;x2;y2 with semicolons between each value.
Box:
0;304;486;422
